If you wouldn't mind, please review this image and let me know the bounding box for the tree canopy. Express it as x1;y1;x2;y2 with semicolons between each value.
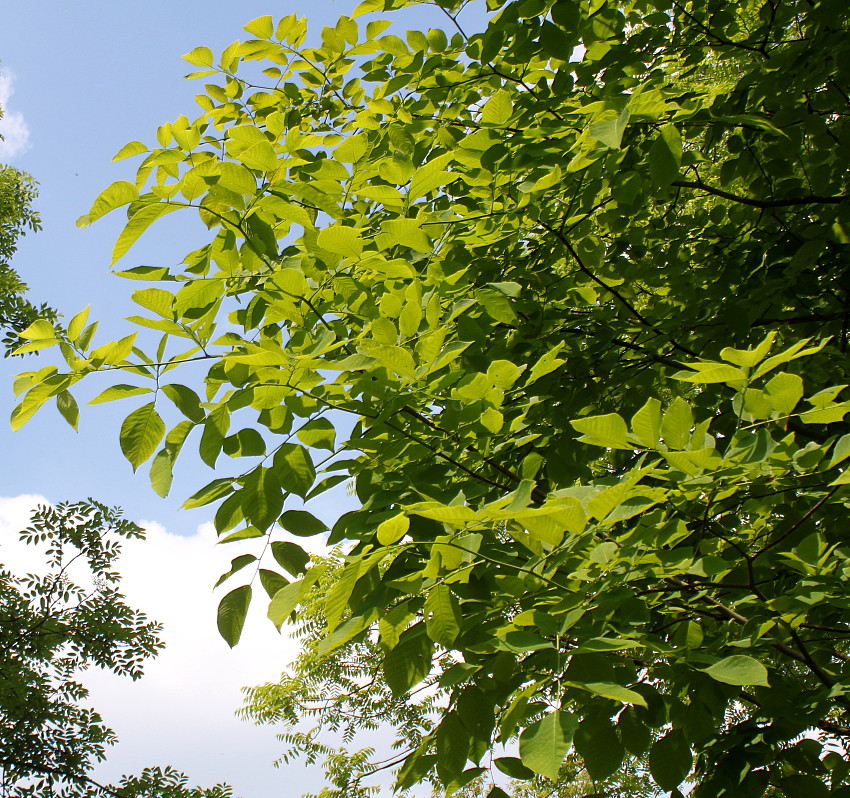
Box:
11;0;850;795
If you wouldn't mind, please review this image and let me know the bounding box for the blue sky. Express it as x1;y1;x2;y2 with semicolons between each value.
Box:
0;2;488;795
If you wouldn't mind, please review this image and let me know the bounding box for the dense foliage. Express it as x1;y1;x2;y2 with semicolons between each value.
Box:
242;552;656;798
12;0;850;795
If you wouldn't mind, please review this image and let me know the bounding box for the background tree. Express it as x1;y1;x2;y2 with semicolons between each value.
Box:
0;500;235;798
242;552;656;798
12;0;850;796
0;94;57;354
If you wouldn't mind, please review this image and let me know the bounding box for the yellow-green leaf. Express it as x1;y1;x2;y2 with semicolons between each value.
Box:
571;413;631;449
481;89;513;126
317;225;364;258
244;15;274;39
183;46;214;67
378;514;410;546
77;180;139;227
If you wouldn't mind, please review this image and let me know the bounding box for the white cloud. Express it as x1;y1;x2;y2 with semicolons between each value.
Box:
0;71;31;160
0;495;325;798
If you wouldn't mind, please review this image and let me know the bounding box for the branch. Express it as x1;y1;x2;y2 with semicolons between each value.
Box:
400;405;547;503
753;487;838;559
672;180;849;208
536;218;697;357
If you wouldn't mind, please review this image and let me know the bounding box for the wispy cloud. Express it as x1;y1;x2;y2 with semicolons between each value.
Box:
0;71;31;160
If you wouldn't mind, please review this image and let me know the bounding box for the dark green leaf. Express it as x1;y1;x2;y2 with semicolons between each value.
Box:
280;509;328;536
270;541;310;576
649;730;692;791
217;585;252;648
383;626;433;697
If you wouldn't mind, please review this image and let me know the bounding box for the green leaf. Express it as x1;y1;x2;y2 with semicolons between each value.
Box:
436;712;469;784
588;108;630;149
112;141;148;162
519;711;577;781
149;421;192;498
200;409;229;469
618;709;651;756
17;319;56;340
273;444;316;498
132;287;175;317
630;397;661;448
379;218;431;251
280;509;328;536
324;561;364;631
66;307;90;341
55;391;79;431
317;225;364;258
214;554;257;588
703;655;770;687
720;332;775;367
183;46;214;67
119;402;165;471
270;541;310;576
574;716;624;782
258;569;289;599
377;513;409;545
77;180;138;227
383;627;433;696
244;15;274;38
237;140;279;173
408;166;457;201
481;89;513;126
777;775;831;798
161;383;205;422
661;397;693;450
648;124;681;185
829;434;850;468
424;584;460;648
764;372;804;414
217;585;252;647
526;343;565;384
223;428;267;457
267;579;304;628
89;384;154;405
296;417;336;450
676;363;747;383
753;338;827;378
493;758;535;781
487;360;524;389
571;413;631;449
577;682;648;707
182;478;233;509
316;613;373;657
649;730;691;791
113;203;182;264
243;466;282;531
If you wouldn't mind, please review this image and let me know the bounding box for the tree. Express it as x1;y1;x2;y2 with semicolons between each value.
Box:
0;100;57;354
241;551;656;798
0;500;235;798
11;0;850;795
